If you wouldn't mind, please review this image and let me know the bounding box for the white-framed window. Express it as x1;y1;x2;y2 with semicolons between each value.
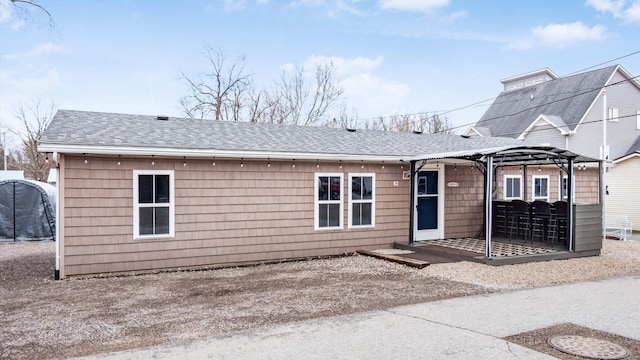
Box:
636;110;640;130
608;107;619;122
315;173;343;230
558;175;576;200
133;170;175;239
348;173;375;228
532;175;549;201
504;175;522;200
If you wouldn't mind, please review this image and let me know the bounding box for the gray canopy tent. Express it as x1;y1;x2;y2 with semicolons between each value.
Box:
0;179;56;241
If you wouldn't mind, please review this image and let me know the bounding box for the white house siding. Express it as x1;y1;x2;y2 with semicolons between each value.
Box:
570;70;640;160
606;157;640;231
522;122;566;148
60;155;410;277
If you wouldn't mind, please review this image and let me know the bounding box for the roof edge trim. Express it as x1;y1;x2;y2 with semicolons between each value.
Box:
37;144;407;162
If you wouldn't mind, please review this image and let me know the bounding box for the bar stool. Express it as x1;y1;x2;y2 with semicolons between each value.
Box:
550;201;568;245
530;201;552;243
507;200;530;241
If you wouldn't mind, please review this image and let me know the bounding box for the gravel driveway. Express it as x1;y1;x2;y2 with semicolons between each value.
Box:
1;239;639;360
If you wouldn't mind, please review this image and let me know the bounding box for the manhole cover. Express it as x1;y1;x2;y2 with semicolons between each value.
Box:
548;335;629;359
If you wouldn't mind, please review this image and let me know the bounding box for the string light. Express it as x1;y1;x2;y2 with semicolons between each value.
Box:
212;157;216;166
292;159;296;168
361;160;364;169
316;159;320;168
381;162;385;169
183;157;187;167
267;158;271;167
240;158;244;167
117;155;121;166
83;154;88;164
151;155;155;166
339;160;342;169
45;155;49;164
454;163;457;171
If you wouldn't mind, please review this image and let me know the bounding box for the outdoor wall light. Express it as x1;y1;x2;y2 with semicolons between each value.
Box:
151;155;155;166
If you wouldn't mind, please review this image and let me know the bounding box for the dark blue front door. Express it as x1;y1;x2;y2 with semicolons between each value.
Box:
416;171;438;230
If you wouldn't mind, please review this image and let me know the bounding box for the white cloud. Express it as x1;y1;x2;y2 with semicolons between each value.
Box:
0;0;13;23
508;22;607;49
439;10;468;23
223;0;246;11
532;22;607;47
2;42;67;61
585;0;640;23
378;0;449;13
289;55;409;116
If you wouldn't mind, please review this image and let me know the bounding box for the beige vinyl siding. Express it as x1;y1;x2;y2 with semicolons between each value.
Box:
444;165;484;238
62;155;409;276
606;157;640;231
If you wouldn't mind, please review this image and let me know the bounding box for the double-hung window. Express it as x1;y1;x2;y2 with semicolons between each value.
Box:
133;170;175;238
532;175;549;201
504;175;522;200
315;173;343;230
349;174;375;228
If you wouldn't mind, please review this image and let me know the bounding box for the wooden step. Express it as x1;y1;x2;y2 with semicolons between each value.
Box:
357;250;430;269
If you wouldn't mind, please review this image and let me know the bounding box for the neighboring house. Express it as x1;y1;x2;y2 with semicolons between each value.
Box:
465;64;640;210
606;137;640;231
39;110;600;278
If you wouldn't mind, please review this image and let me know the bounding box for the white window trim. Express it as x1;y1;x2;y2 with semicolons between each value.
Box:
608;107;619;122
314;173;343;231
558;175;576;200
503;175;522;200
532;175;550;201
348;173;375;229
636;110;640;130
133;170;175;239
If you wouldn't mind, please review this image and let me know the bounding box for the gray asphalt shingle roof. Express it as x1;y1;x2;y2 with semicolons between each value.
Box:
625;135;640;155
40;110;522;158
475;65;617;138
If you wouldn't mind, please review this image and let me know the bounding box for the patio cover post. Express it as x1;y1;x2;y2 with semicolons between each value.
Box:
409;160;416;244
485;155;494;259
567;158;574;251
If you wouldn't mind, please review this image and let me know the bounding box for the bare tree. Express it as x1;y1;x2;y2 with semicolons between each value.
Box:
369;112;452;133
181;48;252;121
10;101;55;181
251;63;344;126
6;0;54;27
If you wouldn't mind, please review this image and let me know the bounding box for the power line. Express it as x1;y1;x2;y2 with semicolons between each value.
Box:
353;50;640;129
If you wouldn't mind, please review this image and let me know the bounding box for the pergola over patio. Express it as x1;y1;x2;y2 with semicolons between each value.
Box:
409;145;603;261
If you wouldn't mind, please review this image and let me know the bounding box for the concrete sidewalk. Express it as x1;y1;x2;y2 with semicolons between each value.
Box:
78;276;640;359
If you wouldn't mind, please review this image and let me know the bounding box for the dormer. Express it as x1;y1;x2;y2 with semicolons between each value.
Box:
500;68;558;92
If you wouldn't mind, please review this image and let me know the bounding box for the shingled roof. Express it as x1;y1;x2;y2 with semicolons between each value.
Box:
474;65;618;138
39;110;522;161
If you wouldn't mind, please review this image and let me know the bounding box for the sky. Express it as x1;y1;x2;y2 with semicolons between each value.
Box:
1;0;639;147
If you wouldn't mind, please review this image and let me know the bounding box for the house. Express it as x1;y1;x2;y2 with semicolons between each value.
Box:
465;65;640;221
39;110;601;278
607;137;640;231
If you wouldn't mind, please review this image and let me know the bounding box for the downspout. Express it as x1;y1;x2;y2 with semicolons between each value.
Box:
55;164;60;280
409;160;416;244
602;89;607;238
485;156;494;259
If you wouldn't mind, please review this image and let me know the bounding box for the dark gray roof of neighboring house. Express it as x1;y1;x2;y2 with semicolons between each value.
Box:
625;135;640;154
475;65;618;138
40;110;523;158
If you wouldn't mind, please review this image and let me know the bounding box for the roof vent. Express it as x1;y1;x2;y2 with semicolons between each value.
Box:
412;130;423;134
346;127;357;132
460;134;471;139
157;115;169;121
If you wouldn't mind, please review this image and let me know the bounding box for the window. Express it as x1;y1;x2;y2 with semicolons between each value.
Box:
133;170;175;238
504;175;522;200
608;107;619;122
532;175;549;201
559;175;576;200
349;174;375;228
636;111;640;130
315;173;343;230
